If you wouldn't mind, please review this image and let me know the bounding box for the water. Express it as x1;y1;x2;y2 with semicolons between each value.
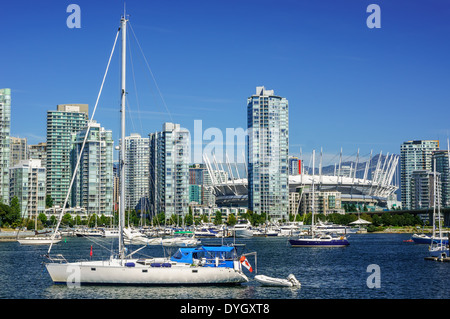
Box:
0;233;449;300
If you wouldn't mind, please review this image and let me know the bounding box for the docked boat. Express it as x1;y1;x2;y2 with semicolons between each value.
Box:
75;228;104;237
18;234;62;245
255;274;301;288
194;224;222;238
231;220;253;238
278;223;303;237
412;233;432;244
161;231;200;247
412;233;448;245
45;13;255;286
47;244;250;285
289;233;349;247
315;221;356;235
101;228;120;237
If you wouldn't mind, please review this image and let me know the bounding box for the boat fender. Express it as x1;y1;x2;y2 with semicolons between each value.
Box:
151;263;161;267
161;263;172;267
125;262;135;267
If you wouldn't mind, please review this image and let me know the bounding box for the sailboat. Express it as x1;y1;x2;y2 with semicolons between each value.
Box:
44;13;252;285
18;233;62;245
17;206;62;245
426;159;449;260
288;150;349;248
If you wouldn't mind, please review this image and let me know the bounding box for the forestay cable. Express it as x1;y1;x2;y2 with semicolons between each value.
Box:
48;28;120;255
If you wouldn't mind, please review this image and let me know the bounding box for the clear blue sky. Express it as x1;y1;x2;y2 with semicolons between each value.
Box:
1;0;450;166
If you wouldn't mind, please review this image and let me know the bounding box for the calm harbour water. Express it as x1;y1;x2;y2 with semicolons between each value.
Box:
0;233;449;300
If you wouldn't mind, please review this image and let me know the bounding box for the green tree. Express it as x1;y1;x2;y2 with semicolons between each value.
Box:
38;213;48;226
227;213;237;226
45;195;53;208
8;196;21;226
62;213;73;227
184;211;194;226
214;211;222;225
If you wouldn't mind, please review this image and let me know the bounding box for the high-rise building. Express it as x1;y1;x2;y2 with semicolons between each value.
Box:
0;89;11;204
188;163;216;207
71;121;114;216
9;159;46;219
410;170;440;209
29;142;47;168
149;123;190;218
247;86;289;220
400;140;439;209
10;137;28;167
288;156;301;175
120;133;149;212
46;104;88;207
432;150;450;208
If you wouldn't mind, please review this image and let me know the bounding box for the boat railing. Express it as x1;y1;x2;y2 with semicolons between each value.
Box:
45;254;68;263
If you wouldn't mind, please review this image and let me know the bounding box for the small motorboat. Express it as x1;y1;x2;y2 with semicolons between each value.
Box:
255;274;301;288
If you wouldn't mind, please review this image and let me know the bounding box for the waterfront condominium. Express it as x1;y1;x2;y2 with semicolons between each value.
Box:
149;123;190;219
9;159;46;219
71;121;114;216
432;150;450;208
0;89;11;204
400;140;439;209
188;163;216;207
10;137;28;167
247;86;289;220
120;133;150;212
46;104;88;207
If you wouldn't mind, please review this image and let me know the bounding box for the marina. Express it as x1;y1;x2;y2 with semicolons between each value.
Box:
0;4;449;310
0;232;449;299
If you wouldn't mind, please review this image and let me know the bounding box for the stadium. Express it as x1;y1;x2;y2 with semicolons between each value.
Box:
203;151;400;214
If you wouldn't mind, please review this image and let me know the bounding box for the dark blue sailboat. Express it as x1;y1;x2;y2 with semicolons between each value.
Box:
289;233;349;247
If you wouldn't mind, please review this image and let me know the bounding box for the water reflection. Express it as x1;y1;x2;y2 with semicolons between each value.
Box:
44;283;255;299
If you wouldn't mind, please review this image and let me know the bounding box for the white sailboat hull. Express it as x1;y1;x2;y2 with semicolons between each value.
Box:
45;259;248;285
18;237;62;245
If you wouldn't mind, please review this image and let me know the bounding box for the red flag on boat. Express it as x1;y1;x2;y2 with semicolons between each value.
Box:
239;256;253;272
90;245;93;257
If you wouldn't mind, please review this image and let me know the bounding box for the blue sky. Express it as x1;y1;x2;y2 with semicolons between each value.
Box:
1;0;450;166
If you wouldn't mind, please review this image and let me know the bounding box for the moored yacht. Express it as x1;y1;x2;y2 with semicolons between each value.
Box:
231;220;253;238
45;12;255;286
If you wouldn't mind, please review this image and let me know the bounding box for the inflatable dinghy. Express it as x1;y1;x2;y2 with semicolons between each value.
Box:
255;274;301;287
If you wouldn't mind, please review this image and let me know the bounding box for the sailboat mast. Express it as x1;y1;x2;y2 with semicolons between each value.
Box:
311;149;315;231
119;14;127;260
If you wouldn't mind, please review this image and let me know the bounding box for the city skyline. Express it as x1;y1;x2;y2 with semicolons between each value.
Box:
1;0;450;168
